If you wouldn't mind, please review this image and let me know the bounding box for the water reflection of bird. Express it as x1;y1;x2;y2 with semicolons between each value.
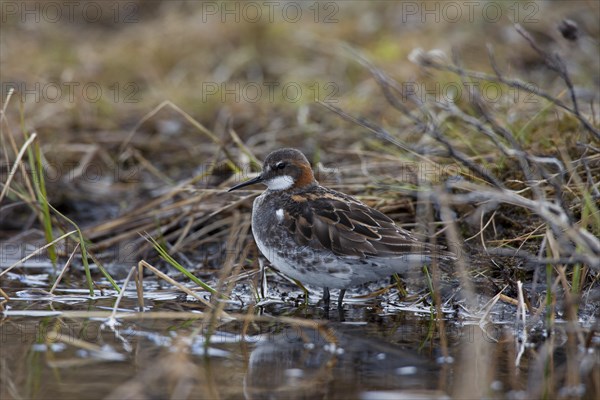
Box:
243;326;439;400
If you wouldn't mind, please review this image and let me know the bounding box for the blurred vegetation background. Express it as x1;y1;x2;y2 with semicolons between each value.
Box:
3;1;597;158
1;0;599;258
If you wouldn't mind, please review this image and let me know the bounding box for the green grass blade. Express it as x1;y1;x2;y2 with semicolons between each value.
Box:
25;136;57;267
88;252;121;293
44;201;120;295
145;234;216;295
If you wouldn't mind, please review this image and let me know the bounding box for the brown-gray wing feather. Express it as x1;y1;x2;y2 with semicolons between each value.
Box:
284;190;427;258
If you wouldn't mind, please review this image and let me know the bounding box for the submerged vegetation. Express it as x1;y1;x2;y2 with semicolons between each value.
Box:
1;1;598;399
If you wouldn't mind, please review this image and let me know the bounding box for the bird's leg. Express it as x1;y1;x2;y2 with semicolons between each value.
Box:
322;287;330;306
337;289;346;309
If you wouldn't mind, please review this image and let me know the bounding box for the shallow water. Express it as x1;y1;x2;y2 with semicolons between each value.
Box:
0;270;597;400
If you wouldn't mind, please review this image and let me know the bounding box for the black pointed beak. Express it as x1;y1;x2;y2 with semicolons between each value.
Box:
227;174;264;192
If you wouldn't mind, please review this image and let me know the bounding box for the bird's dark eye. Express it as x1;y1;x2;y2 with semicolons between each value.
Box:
276;162;286;170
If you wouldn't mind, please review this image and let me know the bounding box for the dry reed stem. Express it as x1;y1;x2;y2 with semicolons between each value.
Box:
0;230;77;278
443;181;599;269
137;260;214;310
0;287;9;312
0;133;37;203
204;212;249;339
135;260;145;311
49;242;80;293
2;307;328;325
107;266;137;323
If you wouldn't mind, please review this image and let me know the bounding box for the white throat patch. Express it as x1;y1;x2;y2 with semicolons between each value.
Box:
265;175;294;190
